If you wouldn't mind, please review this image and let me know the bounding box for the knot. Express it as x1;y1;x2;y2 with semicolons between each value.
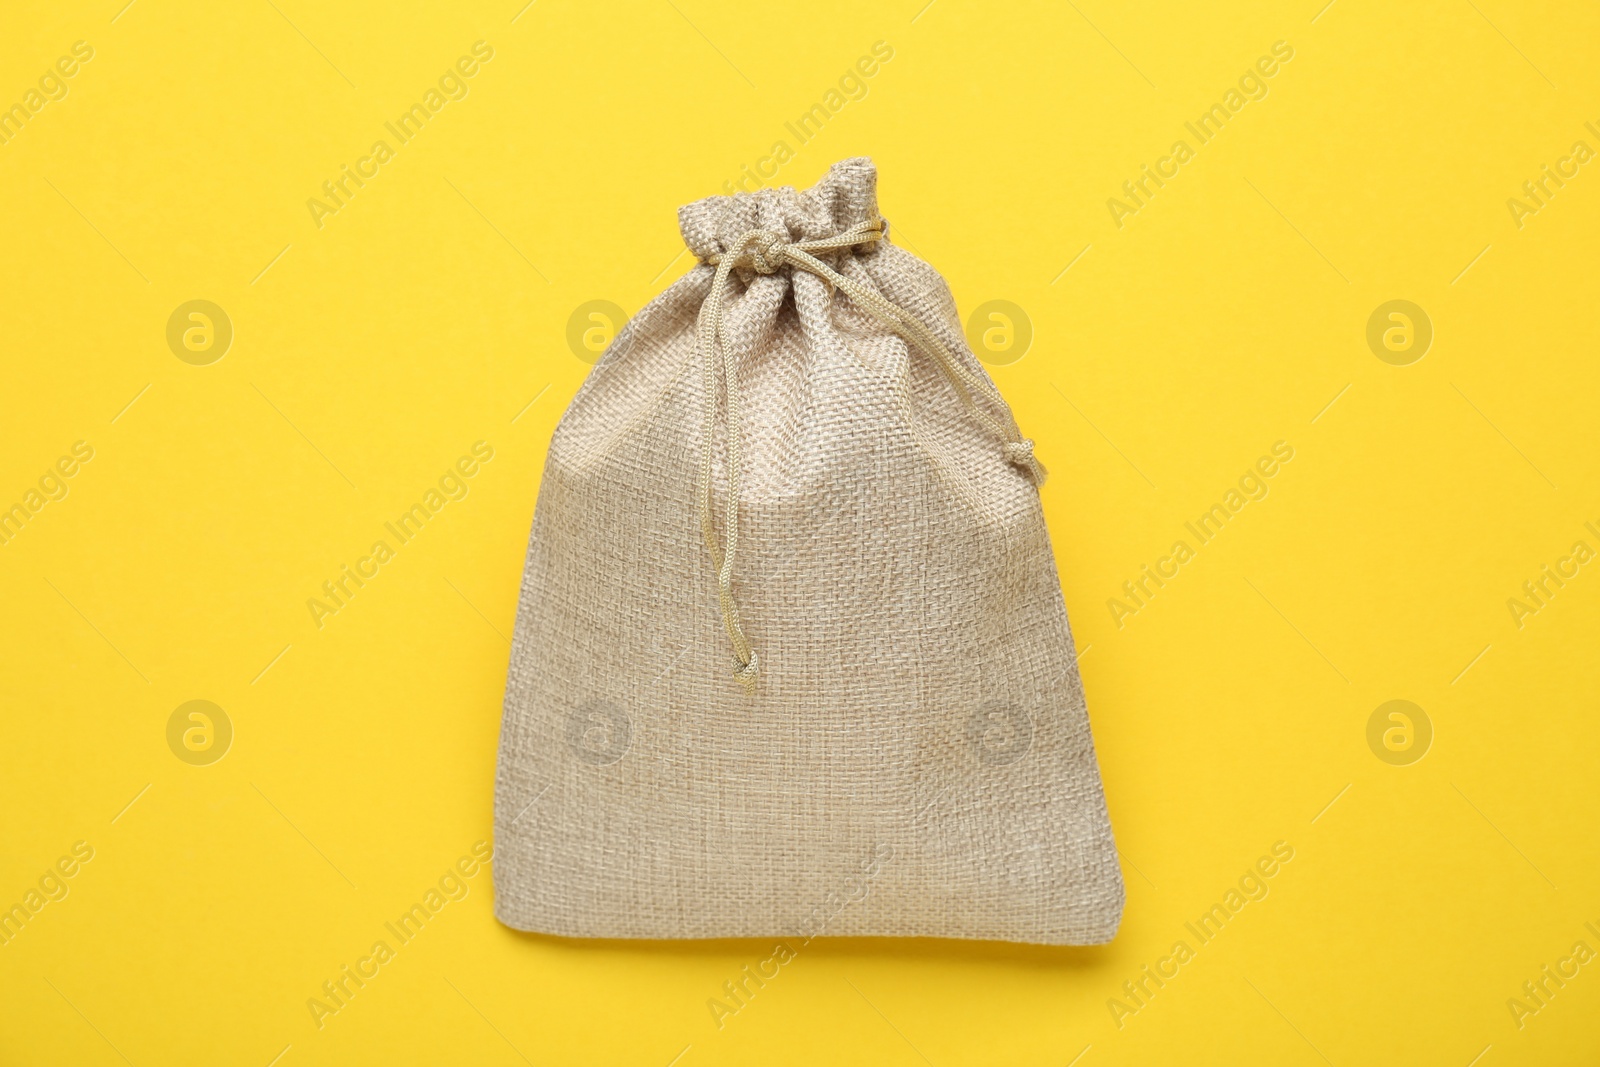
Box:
702;222;884;276
733;650;760;689
743;232;789;275
1004;438;1049;485
1003;439;1035;467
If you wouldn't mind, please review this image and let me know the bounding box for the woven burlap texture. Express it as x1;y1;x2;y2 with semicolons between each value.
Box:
494;158;1124;944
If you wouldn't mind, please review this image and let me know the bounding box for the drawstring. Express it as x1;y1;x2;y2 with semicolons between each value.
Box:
695;216;1046;689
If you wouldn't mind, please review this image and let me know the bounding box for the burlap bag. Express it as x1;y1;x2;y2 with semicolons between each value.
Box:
494;158;1123;944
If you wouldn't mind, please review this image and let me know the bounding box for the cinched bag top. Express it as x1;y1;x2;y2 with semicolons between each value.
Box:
678;157;882;263
683;164;1046;688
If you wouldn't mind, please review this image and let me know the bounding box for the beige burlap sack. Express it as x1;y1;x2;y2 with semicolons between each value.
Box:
494;158;1123;944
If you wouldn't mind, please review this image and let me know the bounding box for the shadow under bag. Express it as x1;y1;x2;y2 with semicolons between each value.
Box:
494;157;1123;944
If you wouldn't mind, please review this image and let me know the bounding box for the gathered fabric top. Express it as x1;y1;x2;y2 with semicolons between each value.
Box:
679;161;1045;688
679;157;882;264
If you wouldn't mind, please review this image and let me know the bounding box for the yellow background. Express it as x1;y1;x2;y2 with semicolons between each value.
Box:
3;0;1598;1063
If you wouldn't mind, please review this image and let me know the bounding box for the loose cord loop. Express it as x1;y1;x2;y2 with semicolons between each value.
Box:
696;217;1045;689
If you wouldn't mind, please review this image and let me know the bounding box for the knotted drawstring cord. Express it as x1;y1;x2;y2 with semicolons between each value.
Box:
695;216;1046;689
